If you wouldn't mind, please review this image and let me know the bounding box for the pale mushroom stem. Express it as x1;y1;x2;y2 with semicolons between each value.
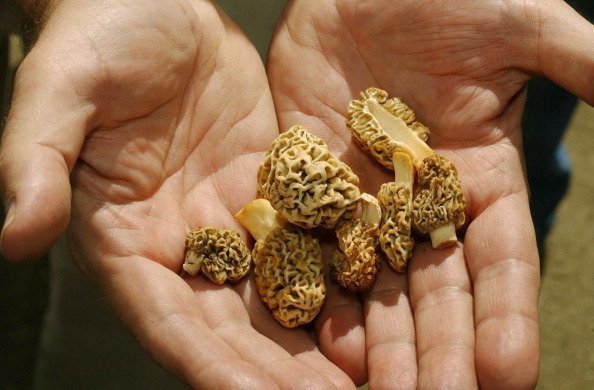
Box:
367;98;434;164
235;199;287;241
392;151;414;190
360;193;382;226
429;223;457;249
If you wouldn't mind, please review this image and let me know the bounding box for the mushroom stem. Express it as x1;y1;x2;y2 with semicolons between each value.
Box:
392;151;414;190
366;98;434;163
429;223;457;249
378;151;416;273
183;251;202;276
235;198;287;241
360;193;382;226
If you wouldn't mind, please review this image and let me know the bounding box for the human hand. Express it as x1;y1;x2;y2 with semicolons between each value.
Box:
0;0;355;388
268;0;594;387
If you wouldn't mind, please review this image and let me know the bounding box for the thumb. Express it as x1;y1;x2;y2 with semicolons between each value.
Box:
518;0;594;104
0;49;92;262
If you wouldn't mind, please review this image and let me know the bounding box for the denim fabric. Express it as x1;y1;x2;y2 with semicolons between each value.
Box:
522;78;577;257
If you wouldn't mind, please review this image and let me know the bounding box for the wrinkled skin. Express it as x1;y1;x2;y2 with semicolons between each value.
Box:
2;0;594;388
267;0;594;388
0;1;353;388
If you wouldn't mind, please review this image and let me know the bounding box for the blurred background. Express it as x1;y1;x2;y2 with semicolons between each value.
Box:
1;1;594;389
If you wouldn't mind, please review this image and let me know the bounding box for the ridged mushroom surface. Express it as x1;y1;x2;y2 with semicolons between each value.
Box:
257;125;361;229
258;126;323;199
331;193;381;292
253;227;326;328
183;227;252;284
412;154;466;248
378;183;415;272
347;87;431;169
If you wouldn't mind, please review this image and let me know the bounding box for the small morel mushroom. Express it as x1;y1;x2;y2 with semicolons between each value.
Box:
412;154;466;248
257;125;361;229
377;151;415;272
331;193;382;292
183;227;252;284
347;87;466;248
235;199;326;328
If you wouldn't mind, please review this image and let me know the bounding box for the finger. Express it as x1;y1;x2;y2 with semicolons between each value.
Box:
364;262;417;390
236;277;357;389
0;48;91;261
408;244;477;389
188;276;345;390
314;276;367;386
513;0;594;104
465;192;540;389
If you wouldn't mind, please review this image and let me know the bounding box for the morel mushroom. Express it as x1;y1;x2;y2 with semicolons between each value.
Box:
377;151;415;272
347;87;431;170
257;125;361;229
331;193;382;292
235;199;326;328
183;227;252;284
412;154;466;248
347;87;466;248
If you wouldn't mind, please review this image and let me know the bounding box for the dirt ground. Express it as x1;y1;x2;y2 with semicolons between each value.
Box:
537;101;594;389
1;33;594;390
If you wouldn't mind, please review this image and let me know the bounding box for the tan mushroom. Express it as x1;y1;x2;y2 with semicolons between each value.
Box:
331;193;382;292
347;87;431;170
258;126;323;199
412;154;466;248
183;227;252;284
257;125;361;229
377;151;415;272
347;87;466;248
235;199;326;328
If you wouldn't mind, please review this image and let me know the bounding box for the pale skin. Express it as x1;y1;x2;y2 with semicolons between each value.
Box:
268;0;594;388
0;0;353;388
1;0;594;389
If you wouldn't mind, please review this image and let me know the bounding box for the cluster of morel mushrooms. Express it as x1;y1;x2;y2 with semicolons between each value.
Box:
182;88;466;328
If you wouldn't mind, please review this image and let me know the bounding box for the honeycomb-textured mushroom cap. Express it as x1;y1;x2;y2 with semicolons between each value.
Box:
258;125;361;229
378;183;415;273
412;154;466;246
258;126;323;199
331;193;381;292
347;88;432;169
253;227;326;328
331;220;379;292
183;227;252;284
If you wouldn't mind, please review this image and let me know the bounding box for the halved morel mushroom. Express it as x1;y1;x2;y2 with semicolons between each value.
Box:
183;227;252;284
257;125;361;229
377;151;415;272
331;193;382;292
235;199;326;328
347;87;466;249
347;87;431;170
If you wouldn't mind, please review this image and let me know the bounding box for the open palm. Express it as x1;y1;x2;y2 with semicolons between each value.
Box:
268;0;594;387
0;0;354;388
